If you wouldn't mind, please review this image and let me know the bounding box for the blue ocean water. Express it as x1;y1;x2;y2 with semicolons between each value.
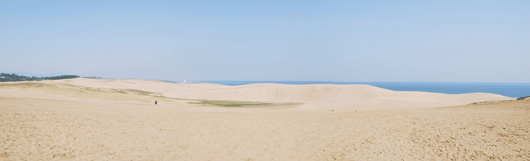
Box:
191;81;530;98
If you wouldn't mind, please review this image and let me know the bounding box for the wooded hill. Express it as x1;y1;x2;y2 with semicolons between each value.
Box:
0;73;79;82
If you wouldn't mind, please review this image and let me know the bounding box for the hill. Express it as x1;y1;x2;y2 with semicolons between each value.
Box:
0;73;79;82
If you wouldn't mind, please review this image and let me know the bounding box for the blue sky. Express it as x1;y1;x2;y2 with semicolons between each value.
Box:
0;0;528;82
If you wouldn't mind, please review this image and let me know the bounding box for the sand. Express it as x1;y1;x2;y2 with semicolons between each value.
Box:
49;78;513;111
1;78;529;160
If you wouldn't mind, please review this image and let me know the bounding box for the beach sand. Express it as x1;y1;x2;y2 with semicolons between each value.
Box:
1;78;528;160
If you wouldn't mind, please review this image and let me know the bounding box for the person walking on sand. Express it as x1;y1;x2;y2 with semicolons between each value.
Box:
155;101;157;105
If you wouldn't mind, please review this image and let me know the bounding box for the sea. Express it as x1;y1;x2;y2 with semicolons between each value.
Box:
188;81;530;98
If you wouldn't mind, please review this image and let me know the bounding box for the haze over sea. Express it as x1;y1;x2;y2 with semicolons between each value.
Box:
188;81;530;98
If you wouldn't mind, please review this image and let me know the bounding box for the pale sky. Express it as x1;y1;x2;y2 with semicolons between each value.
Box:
1;0;529;82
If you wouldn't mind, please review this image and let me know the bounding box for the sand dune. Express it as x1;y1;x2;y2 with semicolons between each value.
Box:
1;87;529;160
50;78;513;111
1;78;527;160
163;83;512;111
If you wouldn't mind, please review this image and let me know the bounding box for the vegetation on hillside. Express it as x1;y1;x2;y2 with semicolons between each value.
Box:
469;95;529;105
189;100;273;107
0;73;79;82
469;100;514;105
189;99;302;108
517;95;530;100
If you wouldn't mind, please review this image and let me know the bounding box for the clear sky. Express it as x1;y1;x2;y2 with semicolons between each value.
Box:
0;0;528;82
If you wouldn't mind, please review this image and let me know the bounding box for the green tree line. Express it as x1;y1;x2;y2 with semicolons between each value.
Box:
0;73;80;82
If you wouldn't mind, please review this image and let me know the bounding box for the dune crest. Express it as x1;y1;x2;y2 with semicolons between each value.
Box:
46;78;514;111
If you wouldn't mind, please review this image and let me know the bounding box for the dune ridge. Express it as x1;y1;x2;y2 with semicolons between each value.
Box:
47;78;513;111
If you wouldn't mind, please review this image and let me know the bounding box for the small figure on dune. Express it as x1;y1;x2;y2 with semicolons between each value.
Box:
155;101;157;105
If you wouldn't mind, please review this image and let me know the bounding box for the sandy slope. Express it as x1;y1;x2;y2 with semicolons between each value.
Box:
1;79;527;160
50;78;513;111
0;88;529;160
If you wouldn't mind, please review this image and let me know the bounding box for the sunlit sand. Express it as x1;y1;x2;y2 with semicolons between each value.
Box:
1;78;528;160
